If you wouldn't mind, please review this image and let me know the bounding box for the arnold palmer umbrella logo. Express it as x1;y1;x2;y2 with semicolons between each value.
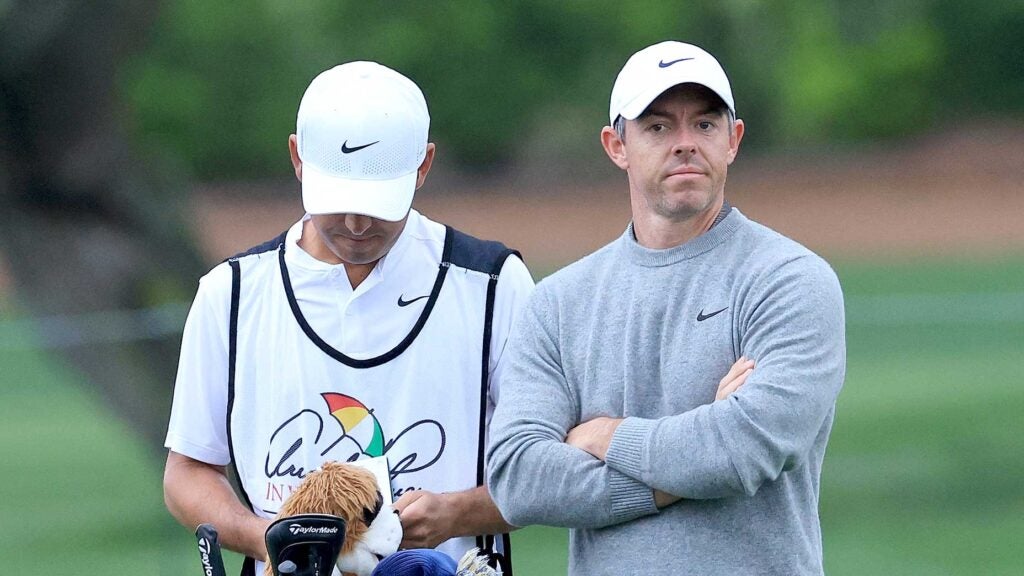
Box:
322;393;386;457
262;392;447;503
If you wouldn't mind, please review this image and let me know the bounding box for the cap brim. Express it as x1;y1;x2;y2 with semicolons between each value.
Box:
618;83;675;121
618;80;734;122
301;162;416;221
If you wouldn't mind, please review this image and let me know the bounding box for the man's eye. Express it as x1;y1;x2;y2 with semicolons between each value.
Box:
649;123;666;132
698;121;714;130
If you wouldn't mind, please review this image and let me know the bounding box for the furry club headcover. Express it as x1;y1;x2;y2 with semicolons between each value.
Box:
266;461;402;576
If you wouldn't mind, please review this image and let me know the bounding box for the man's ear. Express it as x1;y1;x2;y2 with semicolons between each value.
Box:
288;134;303;181
600;126;628;170
415;143;436;189
727;119;745;165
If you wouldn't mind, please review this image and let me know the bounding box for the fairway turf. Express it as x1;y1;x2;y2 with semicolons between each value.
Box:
1;256;1021;575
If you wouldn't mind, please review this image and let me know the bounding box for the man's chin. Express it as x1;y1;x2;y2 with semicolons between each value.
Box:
340;255;382;267
331;243;385;265
659;189;708;210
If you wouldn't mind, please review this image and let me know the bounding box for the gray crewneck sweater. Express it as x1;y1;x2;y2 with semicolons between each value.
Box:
487;208;846;575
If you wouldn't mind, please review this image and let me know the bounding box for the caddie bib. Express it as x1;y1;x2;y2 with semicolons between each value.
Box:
226;227;515;575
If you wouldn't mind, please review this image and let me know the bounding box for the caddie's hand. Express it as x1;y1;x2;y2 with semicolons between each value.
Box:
565;416;623;461
392;490;454;550
716;356;755;401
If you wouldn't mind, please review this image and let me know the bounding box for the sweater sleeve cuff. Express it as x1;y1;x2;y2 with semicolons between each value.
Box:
605;416;654;482
608;467;658;522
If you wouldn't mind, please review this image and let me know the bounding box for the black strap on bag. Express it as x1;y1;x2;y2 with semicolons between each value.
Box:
226;234;287;576
446;227;520;575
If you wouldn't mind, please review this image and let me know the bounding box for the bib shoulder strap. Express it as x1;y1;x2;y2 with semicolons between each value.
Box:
444;227;521;277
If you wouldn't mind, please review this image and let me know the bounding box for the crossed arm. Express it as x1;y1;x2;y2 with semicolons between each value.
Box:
565;357;755;508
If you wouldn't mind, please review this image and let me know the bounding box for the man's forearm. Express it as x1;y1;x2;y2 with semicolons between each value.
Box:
487;292;661;529
565;417;683;509
487;434;659;529
163;451;270;561
446;485;515;537
393;485;515;549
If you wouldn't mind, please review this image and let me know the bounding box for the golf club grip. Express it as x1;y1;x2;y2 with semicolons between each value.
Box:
195;524;229;576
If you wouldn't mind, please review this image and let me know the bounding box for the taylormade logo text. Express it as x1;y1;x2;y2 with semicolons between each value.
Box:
289;524;340;535
197;538;215;576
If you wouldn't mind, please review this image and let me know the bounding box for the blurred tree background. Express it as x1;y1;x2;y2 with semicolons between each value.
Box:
0;1;205;449
124;0;1023;178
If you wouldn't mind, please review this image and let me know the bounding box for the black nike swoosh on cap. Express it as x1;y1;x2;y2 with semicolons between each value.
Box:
658;57;695;68
341;140;380;154
397;294;429;307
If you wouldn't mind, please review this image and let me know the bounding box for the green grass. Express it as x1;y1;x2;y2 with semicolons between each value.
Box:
1;255;1021;575
0;341;217;575
822;260;1024;575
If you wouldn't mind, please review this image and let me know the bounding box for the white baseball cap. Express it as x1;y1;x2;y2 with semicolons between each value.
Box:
296;61;430;221
609;41;735;125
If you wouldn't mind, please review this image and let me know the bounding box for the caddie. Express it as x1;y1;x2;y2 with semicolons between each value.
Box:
164;60;533;576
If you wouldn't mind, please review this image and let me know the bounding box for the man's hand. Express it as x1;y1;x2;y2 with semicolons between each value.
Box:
565;416;623;461
716;356;754;401
392;486;514;550
392;490;457;549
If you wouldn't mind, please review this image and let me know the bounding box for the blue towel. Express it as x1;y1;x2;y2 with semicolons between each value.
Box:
371;549;457;576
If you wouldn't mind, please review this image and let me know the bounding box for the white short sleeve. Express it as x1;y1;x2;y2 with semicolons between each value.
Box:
164;263;234;465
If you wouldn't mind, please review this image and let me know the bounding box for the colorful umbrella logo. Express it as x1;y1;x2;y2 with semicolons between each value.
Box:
321;392;385;458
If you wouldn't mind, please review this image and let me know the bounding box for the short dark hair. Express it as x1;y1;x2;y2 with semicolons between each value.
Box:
614;115;627;141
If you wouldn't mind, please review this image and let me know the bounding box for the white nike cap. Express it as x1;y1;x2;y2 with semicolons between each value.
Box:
296;61;430;221
609;41;735;125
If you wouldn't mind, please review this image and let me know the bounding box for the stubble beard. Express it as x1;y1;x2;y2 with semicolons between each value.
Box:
649;180;721;223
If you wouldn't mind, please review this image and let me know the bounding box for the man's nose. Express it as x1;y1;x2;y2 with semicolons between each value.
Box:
672;128;697;157
344;213;373;236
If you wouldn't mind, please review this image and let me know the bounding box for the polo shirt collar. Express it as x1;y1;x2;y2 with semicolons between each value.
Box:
284;210;420;281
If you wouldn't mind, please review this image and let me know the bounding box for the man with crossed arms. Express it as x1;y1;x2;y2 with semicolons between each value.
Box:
488;41;846;575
